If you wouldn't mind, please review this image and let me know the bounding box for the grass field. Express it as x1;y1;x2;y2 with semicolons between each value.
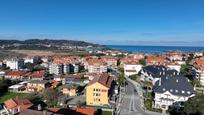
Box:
102;111;112;115
0;92;28;103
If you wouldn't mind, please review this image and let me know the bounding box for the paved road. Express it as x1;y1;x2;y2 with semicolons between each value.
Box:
117;80;162;115
118;80;144;115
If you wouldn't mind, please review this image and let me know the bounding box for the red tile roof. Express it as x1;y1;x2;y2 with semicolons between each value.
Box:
47;107;96;115
28;70;46;78
146;56;167;64
101;56;118;61
120;57;140;64
6;70;27;77
87;58;107;65
76;108;96;115
52;56;80;64
4;98;33;111
87;73;113;88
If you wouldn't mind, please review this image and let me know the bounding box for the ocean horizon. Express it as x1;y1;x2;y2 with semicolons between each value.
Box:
106;45;204;54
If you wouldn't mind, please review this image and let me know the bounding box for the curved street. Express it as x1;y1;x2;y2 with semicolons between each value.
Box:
117;79;163;115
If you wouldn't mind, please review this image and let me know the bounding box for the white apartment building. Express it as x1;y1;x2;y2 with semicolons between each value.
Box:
5;59;24;70
193;67;204;86
87;59;108;73
48;63;64;75
88;64;107;73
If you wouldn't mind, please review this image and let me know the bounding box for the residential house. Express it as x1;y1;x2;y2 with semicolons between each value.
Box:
129;53;145;59
166;53;183;62
26;70;47;80
8;81;28;92
166;63;181;72
153;76;196;110
62;85;78;96
123;61;142;77
0;104;8;115
193;52;203;58
86;73;113;106
62;74;84;85
191;58;204;86
146;55;168;65
119;57;140;67
141;65;179;85
8;84;26;92
4;98;33;114
4;70;27;80
27;80;50;92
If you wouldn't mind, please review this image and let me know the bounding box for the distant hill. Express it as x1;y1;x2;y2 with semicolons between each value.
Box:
0;39;103;50
0;39;101;47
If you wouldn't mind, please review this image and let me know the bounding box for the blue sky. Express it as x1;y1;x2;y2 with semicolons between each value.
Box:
0;0;204;46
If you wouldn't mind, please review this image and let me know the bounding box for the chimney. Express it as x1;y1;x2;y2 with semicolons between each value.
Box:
159;78;161;86
37;104;42;111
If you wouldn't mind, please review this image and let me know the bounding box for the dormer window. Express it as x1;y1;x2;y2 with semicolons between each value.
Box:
187;91;191;94
163;88;166;91
170;89;173;92
182;90;185;93
175;90;178;93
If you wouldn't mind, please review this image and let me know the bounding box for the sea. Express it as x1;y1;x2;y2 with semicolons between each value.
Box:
106;45;204;54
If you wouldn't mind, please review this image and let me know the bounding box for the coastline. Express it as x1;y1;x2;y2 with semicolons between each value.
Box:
106;45;204;54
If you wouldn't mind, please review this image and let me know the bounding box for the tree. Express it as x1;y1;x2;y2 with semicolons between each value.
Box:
0;79;12;95
139;59;146;66
183;95;204;115
180;64;194;79
25;62;34;71
191;79;201;87
43;88;58;107
118;68;125;86
76;100;82;108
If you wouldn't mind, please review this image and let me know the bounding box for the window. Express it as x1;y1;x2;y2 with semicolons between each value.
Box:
170;89;173;92
187;91;191;94
163;88;166;91
93;88;95;91
175;90;178;93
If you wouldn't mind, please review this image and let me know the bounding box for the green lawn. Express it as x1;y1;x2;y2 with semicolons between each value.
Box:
0;92;28;103
102;111;112;115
